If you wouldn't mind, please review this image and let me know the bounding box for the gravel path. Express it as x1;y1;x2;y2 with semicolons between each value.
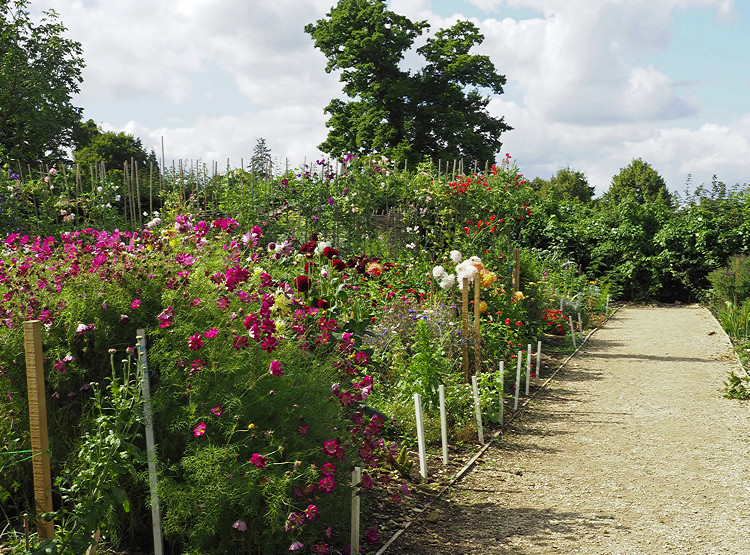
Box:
387;305;750;554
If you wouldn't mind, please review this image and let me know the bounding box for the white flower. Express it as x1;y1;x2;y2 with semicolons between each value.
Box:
439;274;456;290
450;250;463;264
406;242;416;249
315;241;332;256
320;268;329;278
432;265;446;280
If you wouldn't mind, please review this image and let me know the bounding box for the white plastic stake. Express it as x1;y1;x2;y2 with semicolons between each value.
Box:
535;340;542;387
606;294;610;314
350;466;361;554
513;351;522;410
498;361;504;425
569;316;577;349
137;329;164;555
413;393;428;480
471;375;484;443
525;344;532;395
578;312;583;339
439;384;448;464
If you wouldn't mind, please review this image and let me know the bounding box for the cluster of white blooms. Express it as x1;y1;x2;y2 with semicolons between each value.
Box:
431;252;484;291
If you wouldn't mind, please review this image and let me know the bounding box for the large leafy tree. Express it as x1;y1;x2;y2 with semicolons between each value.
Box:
540;166;595;202
305;0;511;164
0;0;84;165
606;158;672;205
72;119;159;173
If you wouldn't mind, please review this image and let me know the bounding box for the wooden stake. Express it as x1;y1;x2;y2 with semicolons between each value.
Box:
439;384;448;464
23;321;54;540
569;316;577;349
513;351;522;410
462;277;469;381
471;375;484;443
136;330;164;555
414;394;428;480
474;279;481;376
498;361;504;425
350;467;361;555
535;340;542;387
525;344;532;395
513;249;521;293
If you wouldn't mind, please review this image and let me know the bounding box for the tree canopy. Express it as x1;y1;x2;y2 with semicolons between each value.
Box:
539;166;595;202
0;0;84;165
305;0;511;165
72;120;158;173
606;158;672;205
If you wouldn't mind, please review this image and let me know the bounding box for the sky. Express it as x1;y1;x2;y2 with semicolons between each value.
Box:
32;0;750;197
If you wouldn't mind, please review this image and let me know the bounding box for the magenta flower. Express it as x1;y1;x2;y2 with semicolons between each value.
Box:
313;542;330;554
364;525;378;544
321;462;336;477
211;405;223;417
297;424;309;435
289;541;304;551
250;453;267;469
317;475;336;494
269;360;283;377
193;422;206;437
304;504;319;520
157;306;174;328
130;298;141;309
232;520;247;532
203;327;219;339
232;336;248;351
188;334;204;351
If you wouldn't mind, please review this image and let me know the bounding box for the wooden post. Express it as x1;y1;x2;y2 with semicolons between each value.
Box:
498;361;504;425
474;278;481;376
439;384;448;464
535;341;542;387
137;330;164;555
462;277;469;381
23;321;54;540
414;394;428;480
350;467;361;555
471;375;484;443
512;249;521;293
513;351;522;410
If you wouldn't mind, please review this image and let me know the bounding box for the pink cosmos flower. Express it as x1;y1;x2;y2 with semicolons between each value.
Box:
232;336;249;351
364;525;378;544
313;542;329;554
289;541;304;551
130;298;141;309
321;462;335;477
203;327;219;339
269;360;283;377
304;504;318;520
211;405;223;417
232;520;247;531
188;334;204;351
193;422;206;437
317;476;336;494
297;424;309;435
250;453;267;469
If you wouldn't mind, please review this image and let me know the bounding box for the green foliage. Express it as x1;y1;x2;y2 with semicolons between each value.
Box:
605;157;672;205
541;166;595;203
708;255;750;306
0;0;84;164
250;137;272;179
723;370;750;400
396;319;448;411
72;121;159;175
305;0;510;164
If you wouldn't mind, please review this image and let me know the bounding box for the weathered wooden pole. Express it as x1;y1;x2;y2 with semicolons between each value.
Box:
462;277;470;381
23;320;54;540
513;249;521;293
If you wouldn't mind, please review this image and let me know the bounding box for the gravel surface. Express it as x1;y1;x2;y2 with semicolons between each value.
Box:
386;305;750;554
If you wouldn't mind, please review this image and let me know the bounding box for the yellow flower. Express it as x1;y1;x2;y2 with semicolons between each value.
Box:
513;291;525;301
478;300;488;313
